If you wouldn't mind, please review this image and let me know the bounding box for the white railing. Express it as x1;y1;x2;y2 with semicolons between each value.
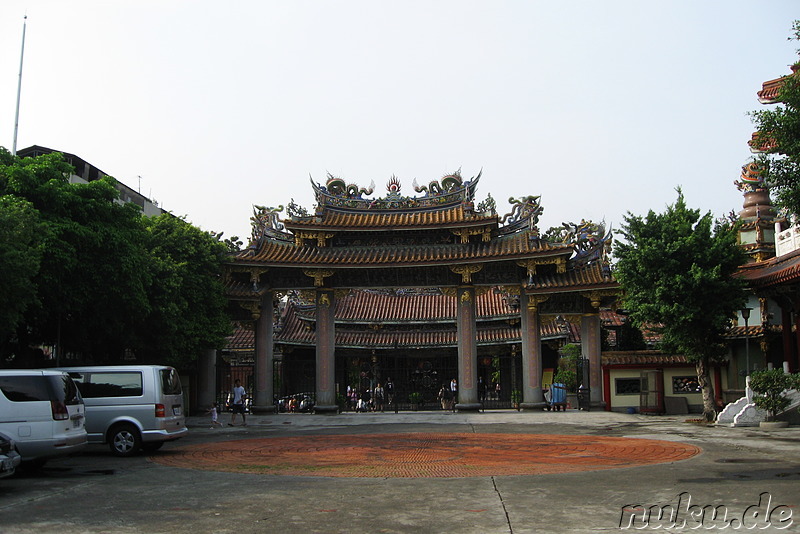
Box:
775;223;800;257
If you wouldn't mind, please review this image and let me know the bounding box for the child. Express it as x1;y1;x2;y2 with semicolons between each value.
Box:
207;402;223;428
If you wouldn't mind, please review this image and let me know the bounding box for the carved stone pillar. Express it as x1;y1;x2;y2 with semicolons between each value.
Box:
455;286;480;411
520;292;545;409
197;348;216;411
252;292;275;414
315;289;337;413
581;313;604;407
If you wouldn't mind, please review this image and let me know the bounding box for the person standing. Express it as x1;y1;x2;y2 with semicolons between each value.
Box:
385;378;395;407
374;383;385;412
228;379;247;426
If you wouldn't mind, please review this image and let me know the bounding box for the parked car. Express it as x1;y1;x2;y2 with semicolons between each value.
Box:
0;370;87;468
57;365;188;457
0;432;21;479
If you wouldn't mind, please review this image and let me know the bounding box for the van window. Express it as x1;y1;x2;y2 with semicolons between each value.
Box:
53;374;82;405
0;375;80;404
73;372;144;398
0;376;53;402
160;368;182;395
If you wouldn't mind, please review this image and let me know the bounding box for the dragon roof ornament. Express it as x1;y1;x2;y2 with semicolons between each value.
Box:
309;169;482;213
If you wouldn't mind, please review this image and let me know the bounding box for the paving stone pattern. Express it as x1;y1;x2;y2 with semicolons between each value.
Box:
152;432;700;478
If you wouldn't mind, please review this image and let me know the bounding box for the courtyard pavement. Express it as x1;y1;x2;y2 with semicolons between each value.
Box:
1;409;799;533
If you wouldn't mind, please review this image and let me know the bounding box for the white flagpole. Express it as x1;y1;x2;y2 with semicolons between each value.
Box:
12;15;27;156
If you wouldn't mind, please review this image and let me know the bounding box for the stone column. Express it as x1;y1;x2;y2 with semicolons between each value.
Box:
251;292;275;414
520;292;545;409
581;313;604;407
455;286;480;411
315;289;338;413
782;308;793;372
196;348;216;411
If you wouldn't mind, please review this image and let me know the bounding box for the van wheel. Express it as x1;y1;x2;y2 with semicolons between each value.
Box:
109;424;141;457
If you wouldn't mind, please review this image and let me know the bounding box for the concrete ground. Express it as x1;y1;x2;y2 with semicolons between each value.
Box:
1;410;799;533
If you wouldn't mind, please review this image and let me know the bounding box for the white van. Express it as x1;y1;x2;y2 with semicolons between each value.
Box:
58;365;188;457
0;370;87;467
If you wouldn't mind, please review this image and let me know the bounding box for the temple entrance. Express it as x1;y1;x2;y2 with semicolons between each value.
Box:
224;171;617;413
338;351;458;411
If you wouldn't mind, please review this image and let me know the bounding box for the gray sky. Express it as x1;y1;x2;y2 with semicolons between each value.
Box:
1;1;797;243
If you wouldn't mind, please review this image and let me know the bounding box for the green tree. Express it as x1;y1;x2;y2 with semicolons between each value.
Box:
0;148;231;369
613;190;748;421
0;147;151;362
135;214;232;368
0;195;43;340
750;21;800;216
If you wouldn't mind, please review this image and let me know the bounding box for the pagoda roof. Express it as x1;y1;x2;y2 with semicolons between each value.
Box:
233;230;572;269
738;248;800;288
284;204;497;232
758;74;785;104
274;297;575;349
295;289;515;323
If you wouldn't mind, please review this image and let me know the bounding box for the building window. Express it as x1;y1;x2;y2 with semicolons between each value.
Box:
615;377;642;395
672;376;701;394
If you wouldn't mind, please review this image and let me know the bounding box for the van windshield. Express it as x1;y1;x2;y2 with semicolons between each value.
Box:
160;368;182;395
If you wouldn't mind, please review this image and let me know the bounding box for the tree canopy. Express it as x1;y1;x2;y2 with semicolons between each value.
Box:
613;190;748;420
0;147;231;369
750;20;800;217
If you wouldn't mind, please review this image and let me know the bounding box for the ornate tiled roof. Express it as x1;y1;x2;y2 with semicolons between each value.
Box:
225;326;254;351
274;299;572;349
758;75;785;104
234;230;572;267
527;262;616;292
738;248;800;288
284;205;497;232
292;289;515;323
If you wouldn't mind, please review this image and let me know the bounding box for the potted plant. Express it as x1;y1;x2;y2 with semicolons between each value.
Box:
510;390;522;410
749;369;800;429
408;392;423;411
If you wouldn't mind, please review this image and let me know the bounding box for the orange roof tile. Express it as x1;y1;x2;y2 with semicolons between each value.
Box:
758;75;786;104
285;205;497;232
234;231;572;268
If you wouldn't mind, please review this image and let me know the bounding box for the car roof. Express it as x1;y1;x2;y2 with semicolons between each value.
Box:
0;369;69;376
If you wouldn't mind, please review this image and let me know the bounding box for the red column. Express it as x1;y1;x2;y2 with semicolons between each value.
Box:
253;292;275;413
520;292;544;408
315;289;337;412
603;367;611;411
455;286;480;411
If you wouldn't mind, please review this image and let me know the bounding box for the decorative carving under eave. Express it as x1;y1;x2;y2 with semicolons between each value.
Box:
239;301;261;321
583;289;619;309
450;226;492;244
526;295;550;312
450;264;483;284
248;268;269;290
295;231;336;247
440;287;458;298
317;293;331;308
460;289;472;303
303;269;335;287
516;257;567;277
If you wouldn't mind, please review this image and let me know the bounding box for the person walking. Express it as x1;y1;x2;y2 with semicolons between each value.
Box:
228;379;247;426
207;402;223;428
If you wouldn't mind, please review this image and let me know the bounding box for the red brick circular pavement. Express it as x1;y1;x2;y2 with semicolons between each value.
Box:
152;433;700;478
